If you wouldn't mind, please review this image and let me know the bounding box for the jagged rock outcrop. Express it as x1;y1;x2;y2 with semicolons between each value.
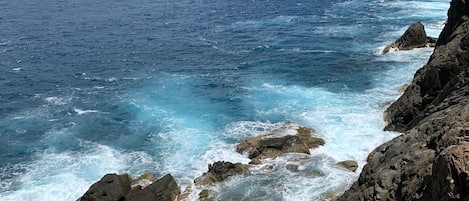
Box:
383;22;436;54
193;161;250;201
384;8;469;133
78;173;180;201
126;174;180;201
194;161;250;186
338;0;469;200
79;173;132;201
236;122;325;164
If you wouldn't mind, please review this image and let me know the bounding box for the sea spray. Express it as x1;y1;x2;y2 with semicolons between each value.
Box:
0;0;450;200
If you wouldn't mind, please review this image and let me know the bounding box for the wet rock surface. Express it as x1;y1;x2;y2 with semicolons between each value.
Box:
337;160;359;172
338;1;469;200
383;22;436;54
194;161;250;186
236;123;325;164
79;173;131;201
78;173;180;201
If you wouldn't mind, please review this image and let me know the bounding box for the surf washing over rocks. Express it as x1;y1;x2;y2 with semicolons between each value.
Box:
0;0;450;200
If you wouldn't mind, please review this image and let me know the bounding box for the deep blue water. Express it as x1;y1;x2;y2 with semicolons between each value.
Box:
0;0;449;200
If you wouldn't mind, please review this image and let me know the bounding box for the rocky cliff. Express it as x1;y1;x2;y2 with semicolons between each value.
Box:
338;0;469;200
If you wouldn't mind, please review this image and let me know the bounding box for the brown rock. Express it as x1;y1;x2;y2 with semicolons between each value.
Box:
79;173;131;201
321;192;336;201
337;160;359;172
236;123;324;164
399;84;409;92
177;186;192;201
130;173;157;189
194;161;250;186
432;141;469;201
126;174;180;201
198;189;215;201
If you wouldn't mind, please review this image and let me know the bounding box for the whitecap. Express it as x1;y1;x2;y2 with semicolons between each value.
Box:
44;97;70;106
73;108;100;115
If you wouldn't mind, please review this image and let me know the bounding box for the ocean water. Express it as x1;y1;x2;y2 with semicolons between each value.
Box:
0;0;449;200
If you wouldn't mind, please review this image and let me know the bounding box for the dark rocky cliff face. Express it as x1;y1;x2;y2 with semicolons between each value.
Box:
338;0;469;200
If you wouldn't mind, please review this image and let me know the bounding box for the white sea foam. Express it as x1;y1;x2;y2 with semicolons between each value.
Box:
279;48;336;53
44;97;70;106
0;142;157;201
73;108;100;115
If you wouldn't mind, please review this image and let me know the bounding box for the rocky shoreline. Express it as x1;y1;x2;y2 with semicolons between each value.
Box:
78;1;469;200
338;0;469;200
78;122;358;201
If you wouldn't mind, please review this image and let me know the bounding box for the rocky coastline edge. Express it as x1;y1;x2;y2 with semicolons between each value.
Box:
338;0;469;200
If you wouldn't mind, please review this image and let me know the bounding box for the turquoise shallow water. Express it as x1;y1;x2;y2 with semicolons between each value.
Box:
0;0;449;200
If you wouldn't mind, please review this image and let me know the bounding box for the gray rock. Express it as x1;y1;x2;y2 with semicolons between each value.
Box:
79;173;131;201
383;22;429;54
194;161;250;186
394;22;428;50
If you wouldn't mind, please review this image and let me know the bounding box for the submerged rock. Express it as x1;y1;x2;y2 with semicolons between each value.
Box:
194;161;250;186
382;22;434;54
236;123;325;164
337;160;359;172
198;189;215;201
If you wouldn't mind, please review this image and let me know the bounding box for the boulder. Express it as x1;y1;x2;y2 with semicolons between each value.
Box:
79;173;180;201
126;174;180;201
236;123;325;164
194;161;250;186
382;22;431;54
337;160;359;172
79;173;131;201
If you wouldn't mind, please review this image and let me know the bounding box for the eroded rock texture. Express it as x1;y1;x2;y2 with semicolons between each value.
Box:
338;0;469;200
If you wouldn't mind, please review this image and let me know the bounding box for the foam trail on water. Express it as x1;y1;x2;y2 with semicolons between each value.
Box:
0;141;157;201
